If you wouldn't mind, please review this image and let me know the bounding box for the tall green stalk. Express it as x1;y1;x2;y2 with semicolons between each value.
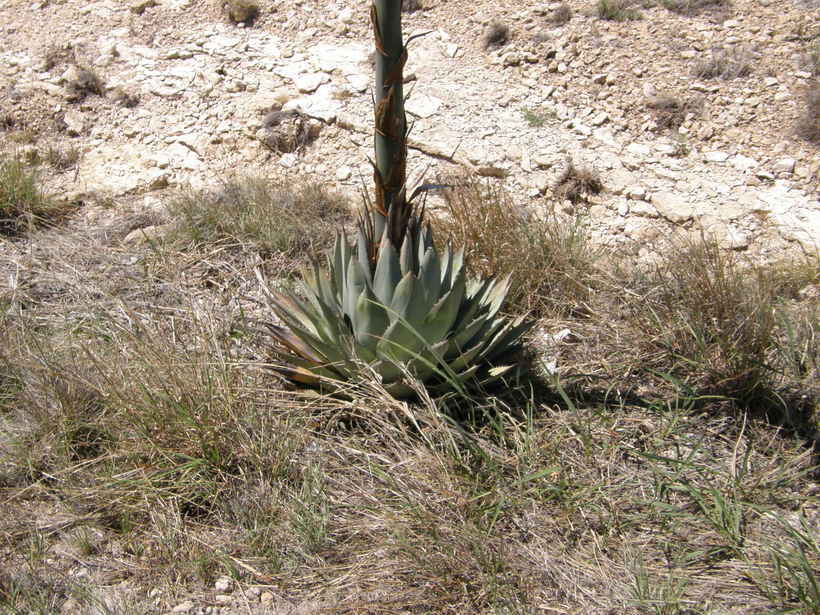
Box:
370;0;412;255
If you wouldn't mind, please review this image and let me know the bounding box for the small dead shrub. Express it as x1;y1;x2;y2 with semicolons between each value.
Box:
0;114;16;131
482;20;510;50
110;87;140;108
554;161;604;204
646;94;702;131
223;0;259;24
257;110;321;154
596;0;642;21
549;2;573;24
41;42;73;71
795;80;820;143
692;46;754;80
402;0;424;12
65;66;105;102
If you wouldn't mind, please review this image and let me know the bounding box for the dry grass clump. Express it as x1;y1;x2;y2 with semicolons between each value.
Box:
43;144;80;171
646;94;703;131
619;236;818;422
65;66;105;103
796;80;820;143
402;0;424;12
659;0;732;15
165;175;352;258
692;46;754;80
257;109;321;154
549;2;573;24
0;155;66;235
1;299;817;613
482;20;510;50
554;161;604;204
110;86;140;108
432;178;601;317
223;0;259;24
596;0;642;21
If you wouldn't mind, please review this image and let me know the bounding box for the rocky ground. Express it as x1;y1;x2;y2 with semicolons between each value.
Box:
1;1;819;614
0;0;818;261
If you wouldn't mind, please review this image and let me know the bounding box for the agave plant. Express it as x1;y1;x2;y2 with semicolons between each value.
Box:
258;215;531;398
258;0;531;397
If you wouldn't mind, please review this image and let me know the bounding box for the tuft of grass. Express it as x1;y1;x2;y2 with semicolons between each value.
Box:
165;175;352;257
522;106;556;127
692;46;754;80
0;155;65;235
482;20;510;50
658;0;731;15
223;0;259;24
549;2;573;24
43;144;80;171
432;177;601;317
627;235;818;417
795;80;820;143
596;0;642;22
554;160;604;205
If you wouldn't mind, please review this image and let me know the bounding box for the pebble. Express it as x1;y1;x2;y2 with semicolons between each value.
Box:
213;577;233;593
772;158;796;174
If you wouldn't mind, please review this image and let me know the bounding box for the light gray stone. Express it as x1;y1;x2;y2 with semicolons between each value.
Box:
703;150;730;163
295;73;327;94
406;93;442;118
62;109;85;135
651;191;695;223
626;142;651;156
731;154;758;171
335;165;352;181
772;158;796;174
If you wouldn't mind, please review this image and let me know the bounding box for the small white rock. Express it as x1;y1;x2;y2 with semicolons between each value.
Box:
335;165;352;181
214;577;233;593
703;151;730;163
772;158;796;174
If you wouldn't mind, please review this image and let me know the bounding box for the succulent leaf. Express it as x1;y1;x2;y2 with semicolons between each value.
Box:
373;234;401;305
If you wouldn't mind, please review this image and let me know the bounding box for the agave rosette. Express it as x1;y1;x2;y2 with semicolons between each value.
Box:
259;215;531;398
